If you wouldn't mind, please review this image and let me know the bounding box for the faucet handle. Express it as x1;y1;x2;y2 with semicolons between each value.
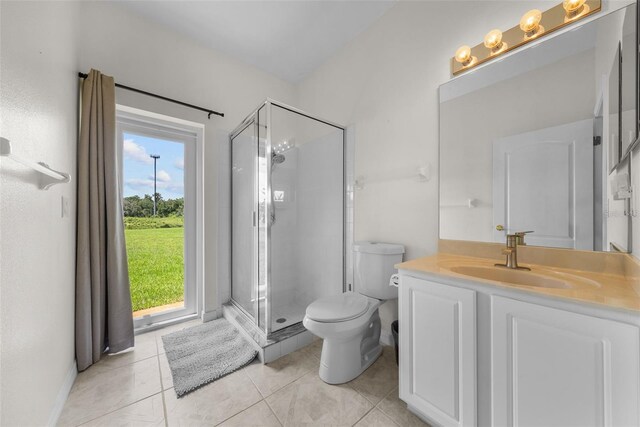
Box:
514;230;534;245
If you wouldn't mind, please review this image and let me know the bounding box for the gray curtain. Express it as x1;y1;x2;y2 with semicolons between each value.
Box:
76;69;134;372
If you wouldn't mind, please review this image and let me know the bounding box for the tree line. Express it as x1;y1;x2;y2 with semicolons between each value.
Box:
123;194;184;217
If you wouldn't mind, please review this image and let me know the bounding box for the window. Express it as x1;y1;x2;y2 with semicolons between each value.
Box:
116;105;203;330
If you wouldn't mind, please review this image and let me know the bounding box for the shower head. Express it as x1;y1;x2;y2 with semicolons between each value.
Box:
272;153;286;165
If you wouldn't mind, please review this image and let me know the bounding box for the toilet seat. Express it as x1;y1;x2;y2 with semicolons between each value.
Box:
305;293;369;322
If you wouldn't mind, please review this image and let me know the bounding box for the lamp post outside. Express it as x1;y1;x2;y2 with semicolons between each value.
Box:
150;154;160;216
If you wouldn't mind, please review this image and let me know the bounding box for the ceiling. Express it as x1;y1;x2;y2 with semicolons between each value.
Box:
118;1;396;83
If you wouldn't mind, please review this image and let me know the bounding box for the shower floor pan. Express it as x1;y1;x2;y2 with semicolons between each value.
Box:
222;302;317;364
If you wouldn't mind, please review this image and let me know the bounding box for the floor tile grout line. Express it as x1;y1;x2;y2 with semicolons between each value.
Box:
375;386;408;427
373;403;402;427
263;394;285;427
244;354;314;400
73;391;165;427
348;383;383;408
93;350;158;372
377;384;397;404
259;368;316;418
343;377;382;426
244;366;268;398
198;369;264;426
155;339;169;427
350;406;375;426
213;398;265;426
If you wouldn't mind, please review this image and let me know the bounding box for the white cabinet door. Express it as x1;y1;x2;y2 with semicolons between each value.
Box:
399;276;477;427
491;296;640;427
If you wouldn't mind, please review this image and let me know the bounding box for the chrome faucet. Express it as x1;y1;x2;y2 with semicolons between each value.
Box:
495;231;533;270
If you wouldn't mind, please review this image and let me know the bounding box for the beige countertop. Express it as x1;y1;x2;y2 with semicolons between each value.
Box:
397;252;640;312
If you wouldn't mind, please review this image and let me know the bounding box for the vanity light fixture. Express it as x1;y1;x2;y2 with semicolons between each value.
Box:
451;0;600;75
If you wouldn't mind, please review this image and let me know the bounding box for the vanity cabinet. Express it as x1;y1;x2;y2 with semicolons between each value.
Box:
491;296;640;427
398;276;477;427
398;273;640;427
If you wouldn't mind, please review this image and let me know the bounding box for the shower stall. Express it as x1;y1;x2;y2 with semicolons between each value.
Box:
230;100;345;337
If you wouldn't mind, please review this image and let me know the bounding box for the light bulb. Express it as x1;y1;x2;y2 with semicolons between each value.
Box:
563;0;589;20
563;0;586;13
455;45;472;65
483;29;503;50
520;9;542;34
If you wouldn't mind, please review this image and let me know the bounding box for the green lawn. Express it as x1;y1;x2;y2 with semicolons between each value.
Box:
125;219;184;312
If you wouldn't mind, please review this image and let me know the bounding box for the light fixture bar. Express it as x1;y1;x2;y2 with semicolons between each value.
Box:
451;0;601;75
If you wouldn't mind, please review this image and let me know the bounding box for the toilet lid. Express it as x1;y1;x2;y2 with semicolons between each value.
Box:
306;293;369;322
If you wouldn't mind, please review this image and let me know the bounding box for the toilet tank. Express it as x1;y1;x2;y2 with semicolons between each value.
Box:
354;241;405;300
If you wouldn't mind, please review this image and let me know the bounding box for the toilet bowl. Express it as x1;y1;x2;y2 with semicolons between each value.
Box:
303;241;404;384
303;293;383;384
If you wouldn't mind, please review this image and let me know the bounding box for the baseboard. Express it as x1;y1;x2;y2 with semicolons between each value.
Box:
47;359;77;426
380;329;394;347
201;309;219;322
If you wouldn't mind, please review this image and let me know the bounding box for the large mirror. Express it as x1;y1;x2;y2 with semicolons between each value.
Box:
440;2;638;252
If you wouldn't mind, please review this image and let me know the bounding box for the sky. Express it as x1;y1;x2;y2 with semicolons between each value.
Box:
123;132;185;200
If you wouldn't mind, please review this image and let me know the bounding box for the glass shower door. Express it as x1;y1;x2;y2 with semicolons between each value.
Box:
231;119;259;321
231;107;269;332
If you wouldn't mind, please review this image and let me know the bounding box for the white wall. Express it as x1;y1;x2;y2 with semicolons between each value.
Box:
298;0;557;261
0;1;80;425
77;1;297;318
296;0;555;338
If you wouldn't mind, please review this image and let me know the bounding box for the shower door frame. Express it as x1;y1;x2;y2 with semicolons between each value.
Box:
229;99;347;338
229;115;261;328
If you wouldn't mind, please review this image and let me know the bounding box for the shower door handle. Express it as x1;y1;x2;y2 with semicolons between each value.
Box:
270;192;276;226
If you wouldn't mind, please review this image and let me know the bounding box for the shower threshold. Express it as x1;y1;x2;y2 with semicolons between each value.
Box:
222;302;317;363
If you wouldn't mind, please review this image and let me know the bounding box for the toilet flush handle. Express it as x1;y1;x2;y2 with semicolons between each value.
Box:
389;274;400;288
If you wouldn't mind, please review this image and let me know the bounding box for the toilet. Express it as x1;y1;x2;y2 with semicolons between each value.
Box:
303;241;405;384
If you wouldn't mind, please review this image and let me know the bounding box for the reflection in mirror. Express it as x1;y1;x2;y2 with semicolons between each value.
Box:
609;45;620;172
439;3;636;252
622;6;638;155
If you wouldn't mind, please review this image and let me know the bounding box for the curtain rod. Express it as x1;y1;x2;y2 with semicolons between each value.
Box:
78;72;224;119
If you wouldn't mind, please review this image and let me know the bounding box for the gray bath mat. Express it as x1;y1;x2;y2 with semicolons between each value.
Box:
161;318;257;397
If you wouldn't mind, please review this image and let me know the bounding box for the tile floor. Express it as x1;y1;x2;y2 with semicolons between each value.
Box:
59;320;429;426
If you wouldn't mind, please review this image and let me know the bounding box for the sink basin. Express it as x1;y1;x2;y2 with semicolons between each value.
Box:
449;265;573;289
